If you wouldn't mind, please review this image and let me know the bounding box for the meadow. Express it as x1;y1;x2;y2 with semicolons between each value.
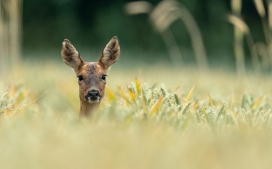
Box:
1;58;272;169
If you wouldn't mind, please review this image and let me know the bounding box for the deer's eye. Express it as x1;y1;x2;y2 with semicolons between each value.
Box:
101;75;107;81
77;75;84;81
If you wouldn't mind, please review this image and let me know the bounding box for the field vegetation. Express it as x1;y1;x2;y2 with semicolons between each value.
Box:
1;60;272;169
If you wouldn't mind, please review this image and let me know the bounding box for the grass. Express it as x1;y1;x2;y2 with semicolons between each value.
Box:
1;60;272;169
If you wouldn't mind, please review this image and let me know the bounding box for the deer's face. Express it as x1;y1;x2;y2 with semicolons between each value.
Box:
61;37;120;104
75;62;107;103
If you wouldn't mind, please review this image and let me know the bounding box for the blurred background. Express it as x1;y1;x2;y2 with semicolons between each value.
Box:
0;0;270;73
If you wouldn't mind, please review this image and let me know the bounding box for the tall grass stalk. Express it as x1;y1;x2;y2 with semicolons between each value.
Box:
234;26;246;77
0;0;22;73
8;0;22;64
252;0;272;74
230;0;245;77
150;0;208;71
125;1;183;67
269;2;272;34
254;0;270;44
268;2;272;73
161;29;183;67
231;0;242;14
174;3;208;71
235;0;272;74
125;0;208;71
229;15;261;74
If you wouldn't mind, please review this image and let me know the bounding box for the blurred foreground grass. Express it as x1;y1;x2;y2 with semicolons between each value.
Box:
1;60;272;169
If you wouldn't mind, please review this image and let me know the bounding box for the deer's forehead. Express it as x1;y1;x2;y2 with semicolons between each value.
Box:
78;62;106;75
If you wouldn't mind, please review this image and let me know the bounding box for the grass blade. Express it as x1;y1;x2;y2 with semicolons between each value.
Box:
184;85;195;104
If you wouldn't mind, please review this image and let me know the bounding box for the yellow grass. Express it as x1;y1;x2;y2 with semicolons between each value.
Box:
1;60;272;169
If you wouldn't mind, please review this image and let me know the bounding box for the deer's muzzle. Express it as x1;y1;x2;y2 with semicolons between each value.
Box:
85;89;101;103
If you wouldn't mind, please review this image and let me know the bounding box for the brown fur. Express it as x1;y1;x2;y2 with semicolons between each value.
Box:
61;36;120;116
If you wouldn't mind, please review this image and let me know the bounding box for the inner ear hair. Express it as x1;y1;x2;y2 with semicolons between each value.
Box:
61;39;84;69
99;36;120;69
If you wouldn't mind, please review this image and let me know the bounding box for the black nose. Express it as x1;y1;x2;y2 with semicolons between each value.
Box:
88;90;99;97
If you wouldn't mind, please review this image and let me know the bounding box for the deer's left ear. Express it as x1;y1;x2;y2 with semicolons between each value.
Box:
98;36;120;70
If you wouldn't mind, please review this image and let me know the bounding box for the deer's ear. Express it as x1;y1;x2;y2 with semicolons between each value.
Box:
98;36;120;69
61;39;84;70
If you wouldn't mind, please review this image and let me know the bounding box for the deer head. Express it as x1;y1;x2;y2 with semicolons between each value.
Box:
61;36;120;116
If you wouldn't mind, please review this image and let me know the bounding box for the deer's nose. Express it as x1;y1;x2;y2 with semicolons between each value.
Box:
85;89;101;103
88;90;100;97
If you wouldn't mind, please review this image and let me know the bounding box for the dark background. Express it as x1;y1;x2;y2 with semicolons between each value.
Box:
22;0;264;64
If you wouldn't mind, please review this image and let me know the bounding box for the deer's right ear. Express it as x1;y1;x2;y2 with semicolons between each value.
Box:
61;39;84;70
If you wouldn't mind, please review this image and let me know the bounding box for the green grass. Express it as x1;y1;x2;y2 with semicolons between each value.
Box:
1;60;272;169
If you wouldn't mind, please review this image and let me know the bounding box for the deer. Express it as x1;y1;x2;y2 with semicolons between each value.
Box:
61;36;120;117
